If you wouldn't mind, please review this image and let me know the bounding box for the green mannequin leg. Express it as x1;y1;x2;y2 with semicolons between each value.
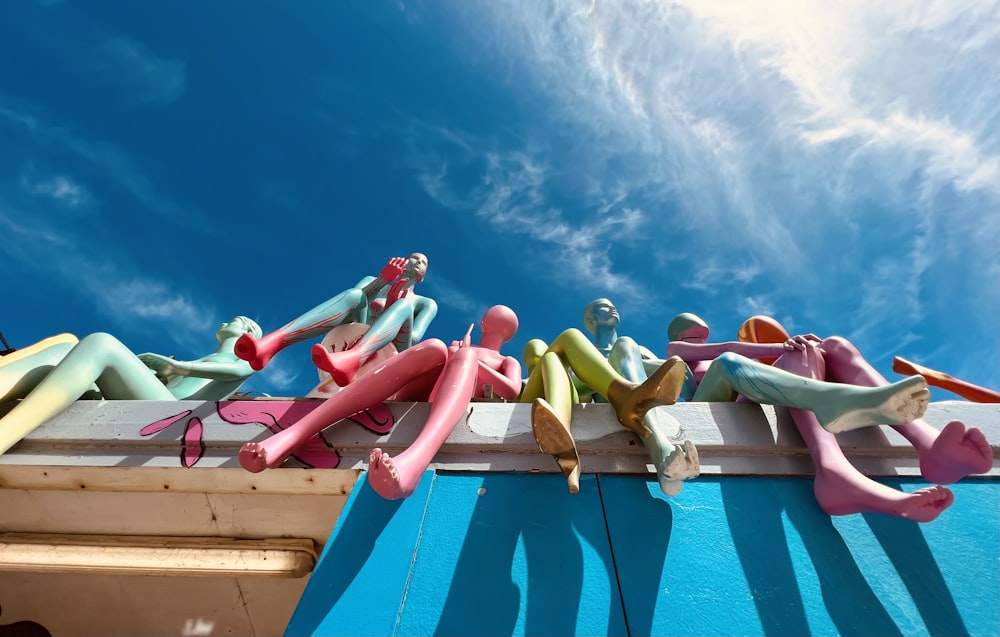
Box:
1;341;76;402
0;333;175;455
694;352;930;433
524;350;580;494
543;329;687;438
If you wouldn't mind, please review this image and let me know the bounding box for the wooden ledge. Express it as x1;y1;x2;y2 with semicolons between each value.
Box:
1;400;997;478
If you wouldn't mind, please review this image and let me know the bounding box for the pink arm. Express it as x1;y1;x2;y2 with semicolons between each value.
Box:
477;356;522;400
668;340;786;363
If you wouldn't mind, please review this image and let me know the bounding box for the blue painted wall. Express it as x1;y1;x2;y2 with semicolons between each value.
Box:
286;473;998;637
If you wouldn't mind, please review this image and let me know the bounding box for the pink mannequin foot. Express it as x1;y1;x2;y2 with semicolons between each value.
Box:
239;442;269;473
310;344;360;386
235;334;269;371
367;448;422;500
920;420;993;485
814;470;953;522
311;343;336;375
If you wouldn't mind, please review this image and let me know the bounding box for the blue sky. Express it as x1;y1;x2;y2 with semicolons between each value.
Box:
1;0;997;399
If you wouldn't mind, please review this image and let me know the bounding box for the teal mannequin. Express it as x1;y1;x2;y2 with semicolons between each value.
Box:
581;298;699;496
235;254;436;371
0;317;261;455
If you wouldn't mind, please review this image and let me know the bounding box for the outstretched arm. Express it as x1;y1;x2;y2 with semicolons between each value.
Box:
139;354;254;382
893;356;1000;403
668;340;787;363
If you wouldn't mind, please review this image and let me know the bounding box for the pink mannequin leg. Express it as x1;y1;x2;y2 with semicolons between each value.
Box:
239;339;449;473
821;337;992;484
773;349;954;521
312;298;417;386
368;346;479;500
235;288;366;371
788;406;953;521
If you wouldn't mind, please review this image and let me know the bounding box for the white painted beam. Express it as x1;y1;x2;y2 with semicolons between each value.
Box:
1;399;996;478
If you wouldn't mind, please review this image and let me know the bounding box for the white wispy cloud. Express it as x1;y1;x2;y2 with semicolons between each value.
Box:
0;96;214;232
249;358;302;395
91;36;187;106
427;0;998;385
422;273;486;317
737;295;776;320
409;122;645;300
443;0;997;244
21;173;91;208
0;195;215;351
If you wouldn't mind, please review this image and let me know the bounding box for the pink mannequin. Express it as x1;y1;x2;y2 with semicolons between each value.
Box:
369;305;521;499
239;306;522;501
737;316;992;486
821;337;992;485
676;314;992;522
774;336;954;522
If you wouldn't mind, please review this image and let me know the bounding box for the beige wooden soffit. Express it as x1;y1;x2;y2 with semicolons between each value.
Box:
0;533;317;578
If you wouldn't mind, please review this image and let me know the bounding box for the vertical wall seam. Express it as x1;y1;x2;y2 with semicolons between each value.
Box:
596;474;631;637
392;470;438;636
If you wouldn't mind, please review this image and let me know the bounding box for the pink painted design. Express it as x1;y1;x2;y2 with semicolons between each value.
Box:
140;410;192;436
344;403;394;435
138;400;394;469
181;417;205;468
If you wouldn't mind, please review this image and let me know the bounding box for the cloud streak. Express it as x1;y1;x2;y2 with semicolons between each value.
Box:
405;117;647;300
92;35;187;106
424;0;997;372
0;95;216;232
0;188;215;352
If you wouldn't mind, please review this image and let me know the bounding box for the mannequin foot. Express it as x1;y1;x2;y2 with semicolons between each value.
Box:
239;442;269;473
607;356;687;438
235;333;270;371
655;440;701;496
920;420;993;484
819;375;929;433
367;448;422;500
531;398;581;494
310;345;360;387
814;470;953;522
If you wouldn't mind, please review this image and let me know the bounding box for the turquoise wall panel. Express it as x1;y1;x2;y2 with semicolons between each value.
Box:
287;473;997;637
396;472;627;637
601;476;999;637
284;472;436;637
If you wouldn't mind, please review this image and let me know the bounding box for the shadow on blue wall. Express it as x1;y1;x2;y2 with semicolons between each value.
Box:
287;473;428;637
288;472;998;637
403;472;627;636
863;493;970;637
432;473;587;636
722;478;904;637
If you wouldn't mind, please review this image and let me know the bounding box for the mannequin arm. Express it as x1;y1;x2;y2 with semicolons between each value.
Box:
668;340;786;363
140;354;253;382
477;356;523;400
